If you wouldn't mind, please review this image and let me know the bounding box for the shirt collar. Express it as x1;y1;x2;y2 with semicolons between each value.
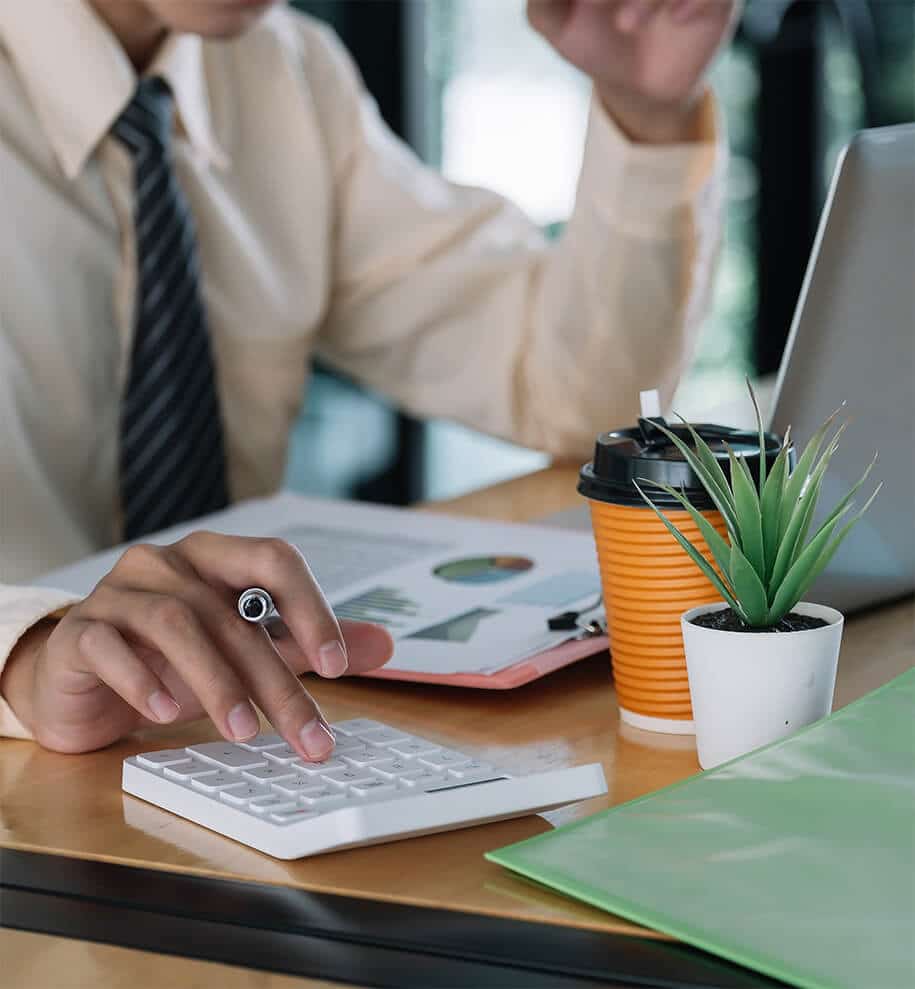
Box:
0;0;228;180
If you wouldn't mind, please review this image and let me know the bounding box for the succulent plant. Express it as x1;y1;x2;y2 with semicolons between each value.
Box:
634;383;881;629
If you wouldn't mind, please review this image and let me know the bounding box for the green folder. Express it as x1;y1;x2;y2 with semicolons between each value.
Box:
487;668;915;989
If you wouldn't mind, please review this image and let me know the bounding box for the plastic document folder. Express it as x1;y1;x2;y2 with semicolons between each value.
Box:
487;669;915;989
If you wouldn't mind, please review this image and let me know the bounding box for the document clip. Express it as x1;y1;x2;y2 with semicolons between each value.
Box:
548;594;604;637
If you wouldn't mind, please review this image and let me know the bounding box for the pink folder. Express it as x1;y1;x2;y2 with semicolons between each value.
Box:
359;635;609;690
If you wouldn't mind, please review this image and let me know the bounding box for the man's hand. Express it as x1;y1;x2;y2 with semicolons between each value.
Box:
528;0;740;144
0;533;393;755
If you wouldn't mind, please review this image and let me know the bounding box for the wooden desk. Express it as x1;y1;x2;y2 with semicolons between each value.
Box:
2;465;912;987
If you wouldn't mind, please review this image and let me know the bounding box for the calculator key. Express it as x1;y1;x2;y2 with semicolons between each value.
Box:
291;758;348;776
349;779;397;799
164;758;220;781
269;807;320;824
188;743;268;770
341;748;394;768
219;782;273;806
418;750;473;771
261;744;302;764
438;770;507;788
387;738;441;758
248;794;297;814
356;726;410;745
370;759;425;780
321;767;376;786
191;771;243;793
397;769;451;791
294;783;340;800
236;733;286;751
332;719;384;736
136;749;193;768
242;764;298;784
446;760;499;779
330;735;363;753
300;789;349;810
271;776;326;797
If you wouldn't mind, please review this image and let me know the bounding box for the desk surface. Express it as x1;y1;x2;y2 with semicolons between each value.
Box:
2;464;913;986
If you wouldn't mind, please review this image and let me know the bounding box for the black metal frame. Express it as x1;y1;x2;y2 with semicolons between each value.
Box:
750;1;824;377
744;0;890;376
1;848;788;988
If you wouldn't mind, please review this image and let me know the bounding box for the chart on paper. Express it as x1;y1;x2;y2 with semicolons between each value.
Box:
35;493;604;678
277;519;602;674
333;587;421;629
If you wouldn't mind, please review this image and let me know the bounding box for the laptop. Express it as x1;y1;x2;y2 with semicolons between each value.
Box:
769;123;915;613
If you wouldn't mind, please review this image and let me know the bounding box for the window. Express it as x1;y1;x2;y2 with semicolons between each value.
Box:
421;0;580;498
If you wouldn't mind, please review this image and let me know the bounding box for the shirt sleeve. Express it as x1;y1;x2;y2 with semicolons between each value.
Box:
0;585;80;739
305;22;727;457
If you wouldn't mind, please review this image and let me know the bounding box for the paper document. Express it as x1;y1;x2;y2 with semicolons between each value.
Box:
35;493;603;677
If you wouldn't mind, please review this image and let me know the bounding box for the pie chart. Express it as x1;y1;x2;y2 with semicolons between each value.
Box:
433;555;534;585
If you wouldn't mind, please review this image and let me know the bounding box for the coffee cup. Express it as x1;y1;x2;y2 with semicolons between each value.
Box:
579;394;782;734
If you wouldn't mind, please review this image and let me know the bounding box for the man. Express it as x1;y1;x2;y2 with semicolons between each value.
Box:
0;0;736;755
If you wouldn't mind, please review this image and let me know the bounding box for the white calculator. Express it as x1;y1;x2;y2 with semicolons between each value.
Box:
122;718;607;859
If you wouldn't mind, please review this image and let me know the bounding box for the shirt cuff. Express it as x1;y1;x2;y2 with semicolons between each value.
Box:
579;88;726;238
0;586;81;740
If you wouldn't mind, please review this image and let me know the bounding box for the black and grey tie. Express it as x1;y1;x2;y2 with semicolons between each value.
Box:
112;77;229;540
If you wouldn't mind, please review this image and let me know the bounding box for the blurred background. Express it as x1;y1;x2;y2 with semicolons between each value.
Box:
284;0;914;505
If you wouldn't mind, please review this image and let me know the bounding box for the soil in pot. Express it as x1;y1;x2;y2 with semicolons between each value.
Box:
690;608;829;634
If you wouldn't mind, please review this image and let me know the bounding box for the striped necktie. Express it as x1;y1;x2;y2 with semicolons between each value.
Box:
112;77;229;540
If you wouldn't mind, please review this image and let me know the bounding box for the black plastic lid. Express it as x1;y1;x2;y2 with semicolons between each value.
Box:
578;418;785;509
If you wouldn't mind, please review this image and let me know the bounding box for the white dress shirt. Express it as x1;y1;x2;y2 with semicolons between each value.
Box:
0;0;725;737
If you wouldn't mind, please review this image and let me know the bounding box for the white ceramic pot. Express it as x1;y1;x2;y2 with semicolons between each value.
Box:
681;601;844;770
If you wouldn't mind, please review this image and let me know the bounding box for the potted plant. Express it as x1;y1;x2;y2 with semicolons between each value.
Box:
635;384;880;770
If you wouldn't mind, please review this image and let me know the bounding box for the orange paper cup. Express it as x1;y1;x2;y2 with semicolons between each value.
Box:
578;416;781;735
587;499;727;732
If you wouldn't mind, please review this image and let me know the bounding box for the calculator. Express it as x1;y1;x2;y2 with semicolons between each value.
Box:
122;718;607;859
